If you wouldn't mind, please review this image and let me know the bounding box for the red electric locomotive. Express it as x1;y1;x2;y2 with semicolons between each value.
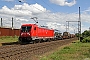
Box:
18;24;54;43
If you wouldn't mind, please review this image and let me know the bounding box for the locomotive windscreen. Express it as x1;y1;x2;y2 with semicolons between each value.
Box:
21;26;32;32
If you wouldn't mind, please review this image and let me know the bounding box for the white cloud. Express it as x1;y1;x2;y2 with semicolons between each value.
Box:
0;3;90;33
0;3;47;28
0;3;46;17
49;0;76;7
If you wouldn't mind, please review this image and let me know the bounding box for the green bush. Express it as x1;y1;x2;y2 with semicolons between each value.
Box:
82;36;90;43
82;30;90;37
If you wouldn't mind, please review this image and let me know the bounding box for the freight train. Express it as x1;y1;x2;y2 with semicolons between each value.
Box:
18;24;75;43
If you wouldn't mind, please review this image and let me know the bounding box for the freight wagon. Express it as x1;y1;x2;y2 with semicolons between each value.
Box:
63;32;70;39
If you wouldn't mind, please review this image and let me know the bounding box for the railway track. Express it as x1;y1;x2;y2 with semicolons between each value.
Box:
0;38;77;60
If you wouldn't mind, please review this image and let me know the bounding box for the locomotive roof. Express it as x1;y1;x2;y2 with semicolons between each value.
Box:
22;24;37;26
21;24;54;30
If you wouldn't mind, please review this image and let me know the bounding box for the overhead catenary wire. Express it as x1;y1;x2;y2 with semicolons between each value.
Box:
33;0;62;21
18;0;49;24
40;0;57;12
18;0;60;23
18;0;46;13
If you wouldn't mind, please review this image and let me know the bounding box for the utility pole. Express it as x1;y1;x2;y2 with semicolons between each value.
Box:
79;7;81;37
1;18;3;27
78;7;81;40
12;17;13;30
89;27;90;31
66;24;67;32
66;7;81;40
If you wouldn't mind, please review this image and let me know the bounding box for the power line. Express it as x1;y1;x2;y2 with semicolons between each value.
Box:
18;0;59;22
18;0;50;17
40;0;57;12
18;0;46;13
33;0;62;21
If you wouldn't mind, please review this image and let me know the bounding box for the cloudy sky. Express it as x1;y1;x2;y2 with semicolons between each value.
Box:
0;0;90;33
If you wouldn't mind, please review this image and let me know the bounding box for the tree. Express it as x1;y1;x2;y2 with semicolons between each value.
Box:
82;30;90;37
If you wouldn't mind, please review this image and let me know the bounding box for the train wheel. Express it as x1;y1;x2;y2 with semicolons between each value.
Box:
31;40;35;44
48;39;51;42
18;37;23;44
38;39;41;43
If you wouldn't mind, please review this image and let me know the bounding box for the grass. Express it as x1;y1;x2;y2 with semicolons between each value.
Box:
40;41;90;60
0;36;18;43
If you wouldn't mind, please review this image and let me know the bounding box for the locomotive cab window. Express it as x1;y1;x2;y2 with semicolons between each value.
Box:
21;26;32;32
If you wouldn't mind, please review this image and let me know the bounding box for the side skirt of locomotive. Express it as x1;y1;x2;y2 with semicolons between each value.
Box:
18;37;54;43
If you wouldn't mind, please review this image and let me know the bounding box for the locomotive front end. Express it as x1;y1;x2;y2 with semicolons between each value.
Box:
19;25;32;43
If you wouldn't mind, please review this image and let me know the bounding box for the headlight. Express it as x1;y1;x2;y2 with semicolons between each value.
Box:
21;33;23;35
27;33;30;35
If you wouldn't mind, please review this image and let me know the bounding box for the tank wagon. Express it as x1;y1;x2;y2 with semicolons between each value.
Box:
18;24;54;43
